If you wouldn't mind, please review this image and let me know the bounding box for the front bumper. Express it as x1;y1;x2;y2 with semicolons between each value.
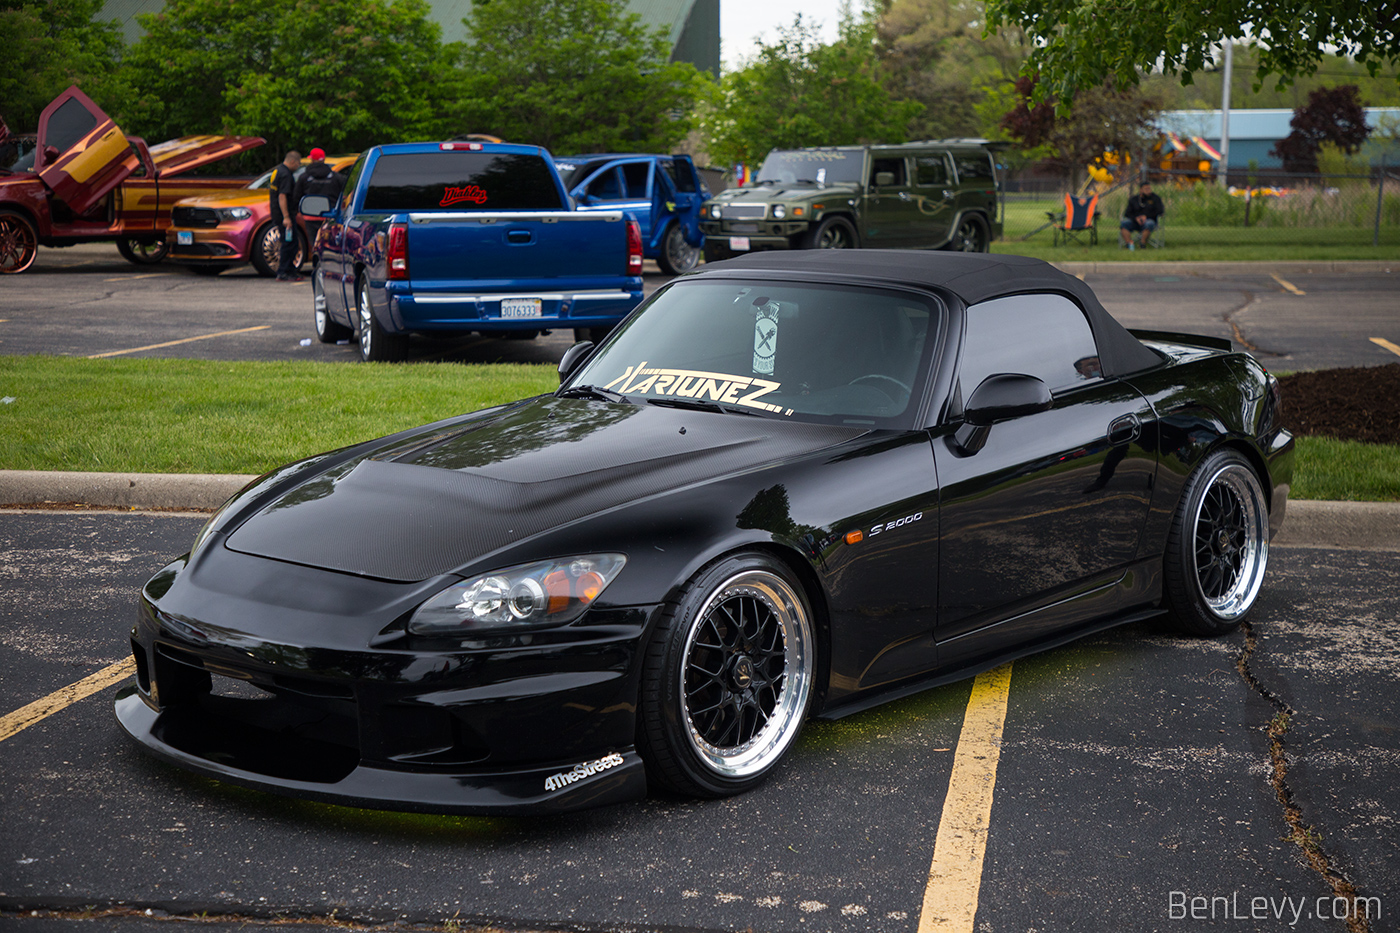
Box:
699;219;809;250
166;224;256;264
118;554;658;815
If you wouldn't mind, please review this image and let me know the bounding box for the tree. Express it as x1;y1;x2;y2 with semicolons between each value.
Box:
1271;85;1371;174
1001;74;1161;188
112;0;457;157
0;0;123;131
873;0;1030;140
700;16;923;168
984;0;1400;103
455;0;708;154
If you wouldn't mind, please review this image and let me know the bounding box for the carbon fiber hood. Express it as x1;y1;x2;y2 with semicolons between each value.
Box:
224;397;866;581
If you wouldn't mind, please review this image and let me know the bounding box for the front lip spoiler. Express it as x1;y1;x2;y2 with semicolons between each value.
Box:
114;688;647;816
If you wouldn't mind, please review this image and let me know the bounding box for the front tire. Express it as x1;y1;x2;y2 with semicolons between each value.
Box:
945;215;989;252
657;222;700;275
638;552;815;798
702;239;734;263
0;209;39;274
314;265;351;343
116;237;168;265
801;216;858;250
356;277;406;362
251;223;304;278
1163;450;1270;635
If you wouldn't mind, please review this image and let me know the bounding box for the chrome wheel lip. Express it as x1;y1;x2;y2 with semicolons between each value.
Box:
357;285;373;359
1190;463;1268;620
680;569;812;779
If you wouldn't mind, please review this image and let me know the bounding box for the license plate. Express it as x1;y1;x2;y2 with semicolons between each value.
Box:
177;231;193;245
500;297;542;319
730;236;751;251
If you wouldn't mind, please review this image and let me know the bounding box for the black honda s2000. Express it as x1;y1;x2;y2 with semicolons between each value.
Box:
118;251;1293;814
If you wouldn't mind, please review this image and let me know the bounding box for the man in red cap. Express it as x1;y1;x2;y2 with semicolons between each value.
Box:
292;147;346;255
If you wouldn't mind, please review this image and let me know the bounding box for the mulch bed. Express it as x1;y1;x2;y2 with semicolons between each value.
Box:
1276;363;1400;445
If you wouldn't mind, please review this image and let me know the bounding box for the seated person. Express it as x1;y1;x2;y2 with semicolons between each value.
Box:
1119;181;1164;249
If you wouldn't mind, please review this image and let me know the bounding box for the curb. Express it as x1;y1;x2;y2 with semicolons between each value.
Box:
1047;259;1398;276
1;470;1397;550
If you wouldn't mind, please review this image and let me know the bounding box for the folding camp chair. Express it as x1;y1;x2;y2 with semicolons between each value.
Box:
1049;193;1099;246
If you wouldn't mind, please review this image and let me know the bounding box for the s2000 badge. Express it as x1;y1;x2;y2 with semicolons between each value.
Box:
753;300;780;374
544;752;625;792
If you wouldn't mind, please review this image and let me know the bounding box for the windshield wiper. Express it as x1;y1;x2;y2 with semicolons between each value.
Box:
645;397;762;417
557;384;630;403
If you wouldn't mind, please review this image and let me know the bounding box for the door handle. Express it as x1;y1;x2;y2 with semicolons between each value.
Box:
1108;413;1141;445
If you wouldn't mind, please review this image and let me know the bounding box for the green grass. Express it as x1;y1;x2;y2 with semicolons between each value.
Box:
997;195;1400;262
2;357;1395;501
1291;436;1400;502
0;356;557;474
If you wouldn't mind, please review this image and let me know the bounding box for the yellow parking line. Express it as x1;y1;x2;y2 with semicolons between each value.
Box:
103;273;172;282
1269;273;1305;295
87;325;271;358
1372;337;1400;358
0;658;135;743
918;663;1013;932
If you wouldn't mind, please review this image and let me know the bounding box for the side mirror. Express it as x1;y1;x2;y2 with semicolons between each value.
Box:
299;195;332;216
874;171;895;187
557;341;594;384
953;373;1052;455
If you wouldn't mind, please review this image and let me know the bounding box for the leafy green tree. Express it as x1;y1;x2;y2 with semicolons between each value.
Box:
1272;85;1371;174
985;0;1400;102
700;16;923;167
1141;44;1400;110
112;0;458;157
0;0;123;131
455;0;708;153
873;0;1029;140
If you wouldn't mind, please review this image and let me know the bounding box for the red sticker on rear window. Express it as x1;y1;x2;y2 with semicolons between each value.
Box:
440;185;488;207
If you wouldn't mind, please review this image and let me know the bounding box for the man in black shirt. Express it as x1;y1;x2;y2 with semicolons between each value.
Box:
1119;181;1165;250
269;149;302;281
292;147;345;249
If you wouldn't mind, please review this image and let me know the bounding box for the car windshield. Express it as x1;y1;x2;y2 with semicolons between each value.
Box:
569;279;939;427
755;150;863;187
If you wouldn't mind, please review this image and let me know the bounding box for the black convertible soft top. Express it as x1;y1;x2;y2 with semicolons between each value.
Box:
696;250;1164;378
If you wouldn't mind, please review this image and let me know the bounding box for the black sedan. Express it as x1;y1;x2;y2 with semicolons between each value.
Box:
117;251;1294;814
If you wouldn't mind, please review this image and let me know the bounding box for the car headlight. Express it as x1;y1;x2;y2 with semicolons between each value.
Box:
408;554;627;635
710;205;722;219
217;207;252;221
772;204;786;219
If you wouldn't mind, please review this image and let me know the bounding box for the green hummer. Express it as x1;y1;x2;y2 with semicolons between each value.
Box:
699;140;1003;260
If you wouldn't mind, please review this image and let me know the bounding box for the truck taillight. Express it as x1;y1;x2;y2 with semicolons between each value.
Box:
626;219;642;275
387;223;408;280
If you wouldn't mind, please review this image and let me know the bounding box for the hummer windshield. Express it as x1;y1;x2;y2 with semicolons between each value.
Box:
755;150;862;187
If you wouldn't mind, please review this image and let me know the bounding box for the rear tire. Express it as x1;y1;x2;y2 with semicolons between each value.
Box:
116;238;168;265
1163;449;1270;635
657;222;700;275
945;215;989;252
638;552;815;798
0;209;39;274
356;277;406;362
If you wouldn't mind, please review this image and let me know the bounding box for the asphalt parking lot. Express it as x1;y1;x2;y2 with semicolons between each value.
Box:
0;511;1396;932
1;247;1398;932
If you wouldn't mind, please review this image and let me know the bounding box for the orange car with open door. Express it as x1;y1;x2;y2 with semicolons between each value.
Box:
0;86;263;274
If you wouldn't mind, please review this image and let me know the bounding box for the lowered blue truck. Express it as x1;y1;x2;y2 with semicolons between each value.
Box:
553;153;709;275
307;141;645;362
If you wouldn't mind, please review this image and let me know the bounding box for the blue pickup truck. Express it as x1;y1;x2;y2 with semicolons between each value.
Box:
553;153;709;275
307;141;645;362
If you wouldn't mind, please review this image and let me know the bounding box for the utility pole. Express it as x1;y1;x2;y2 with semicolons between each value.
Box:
1218;41;1233;188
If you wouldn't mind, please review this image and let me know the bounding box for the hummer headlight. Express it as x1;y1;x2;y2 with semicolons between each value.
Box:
408;554;627;635
711;205;722;219
772;204;786;219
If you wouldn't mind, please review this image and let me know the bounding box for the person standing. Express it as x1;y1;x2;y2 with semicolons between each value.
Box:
269;149;303;281
1119;180;1165;250
292;147;345;249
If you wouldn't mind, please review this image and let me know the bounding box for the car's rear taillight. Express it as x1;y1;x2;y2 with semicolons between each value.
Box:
626;219;643;275
387;223;408;280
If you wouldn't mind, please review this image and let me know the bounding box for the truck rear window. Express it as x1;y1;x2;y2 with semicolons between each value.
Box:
363;152;564;211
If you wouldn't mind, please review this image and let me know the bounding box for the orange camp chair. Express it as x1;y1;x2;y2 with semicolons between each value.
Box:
1050;193;1099;246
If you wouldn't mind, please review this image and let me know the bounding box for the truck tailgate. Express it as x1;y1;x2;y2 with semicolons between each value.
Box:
405;211;628;287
